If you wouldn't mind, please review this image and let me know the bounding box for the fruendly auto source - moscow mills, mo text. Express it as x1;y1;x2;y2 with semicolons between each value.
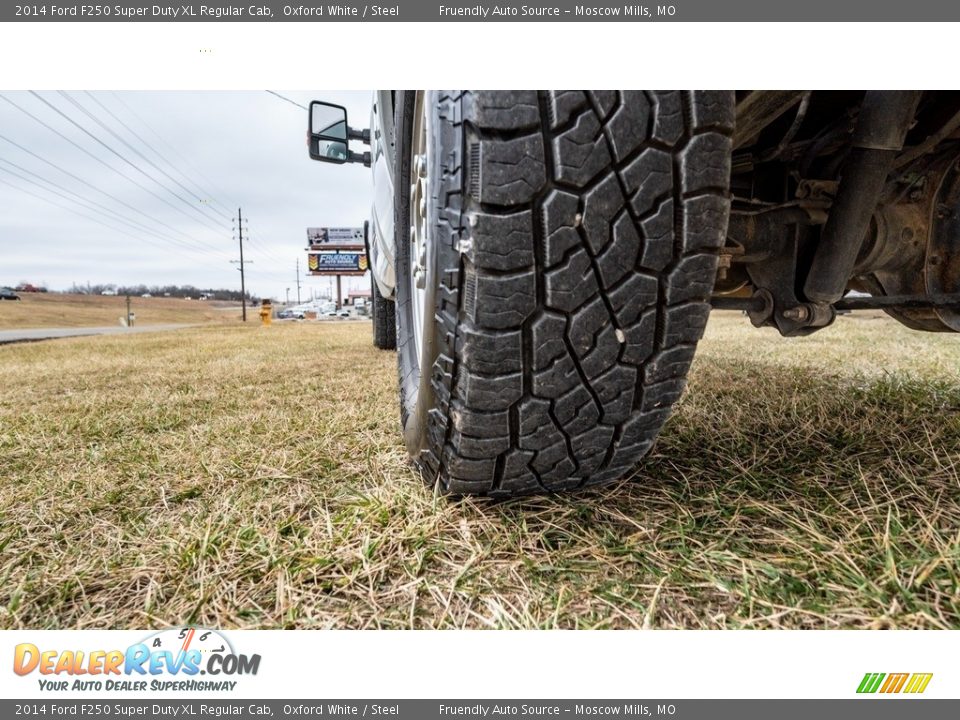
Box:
438;4;672;16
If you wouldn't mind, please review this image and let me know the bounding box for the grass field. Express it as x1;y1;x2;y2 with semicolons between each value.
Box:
0;292;242;329
1;312;958;629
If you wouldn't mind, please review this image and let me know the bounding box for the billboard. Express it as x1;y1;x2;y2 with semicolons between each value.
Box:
308;250;368;275
307;227;364;246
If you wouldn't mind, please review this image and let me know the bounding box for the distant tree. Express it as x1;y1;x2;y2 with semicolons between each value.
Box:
92;283;257;302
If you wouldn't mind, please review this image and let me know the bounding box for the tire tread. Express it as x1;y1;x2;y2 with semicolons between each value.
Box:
416;90;733;496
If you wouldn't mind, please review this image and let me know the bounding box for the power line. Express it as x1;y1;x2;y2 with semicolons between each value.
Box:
0;163;232;261
2;92;226;251
83;91;234;225
2;93;226;253
0;175;228;262
0;158;140;228
37;90;220;236
265;90;308;111
244;231;293;266
1;91;321;297
101;92;303;276
0;131;226;254
108;91;238;218
230;218;299;280
98;92;300;275
62;91;233;228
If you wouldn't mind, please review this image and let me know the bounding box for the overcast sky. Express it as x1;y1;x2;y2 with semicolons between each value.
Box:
0;90;374;301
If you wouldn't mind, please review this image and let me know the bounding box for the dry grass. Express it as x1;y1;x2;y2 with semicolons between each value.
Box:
0;292;242;329
0;312;958;629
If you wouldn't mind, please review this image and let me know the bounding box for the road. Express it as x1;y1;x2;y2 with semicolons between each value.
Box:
0;324;195;344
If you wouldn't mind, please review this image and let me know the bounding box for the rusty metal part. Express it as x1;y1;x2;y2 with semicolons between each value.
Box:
795;179;838;201
731;199;831;223
780;305;808;321
925;162;960;330
758;92;812;163
771;302;834;327
855;92;923;151
803;91;922;304
712;292;960;312
716;252;732;281
724;201;833;335
851;147;960;332
837;293;960;310
733;91;807;150
796;302;834;327
725;92;960;336
713;292;833;330
747;289;774;327
713;243;750;295
852;201;927;277
895;109;960;169
712;296;761;312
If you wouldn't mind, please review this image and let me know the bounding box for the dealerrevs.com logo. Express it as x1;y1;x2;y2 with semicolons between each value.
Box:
13;628;261;693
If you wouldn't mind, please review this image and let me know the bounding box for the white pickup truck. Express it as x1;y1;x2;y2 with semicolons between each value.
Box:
308;91;960;497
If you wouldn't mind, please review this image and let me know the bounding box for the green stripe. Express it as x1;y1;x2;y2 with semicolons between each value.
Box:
868;673;886;693
856;673;885;693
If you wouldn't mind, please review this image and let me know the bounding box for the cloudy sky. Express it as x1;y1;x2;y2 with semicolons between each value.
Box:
0;90;374;300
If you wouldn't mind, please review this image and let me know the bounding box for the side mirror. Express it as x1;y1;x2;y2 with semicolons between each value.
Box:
308;101;370;167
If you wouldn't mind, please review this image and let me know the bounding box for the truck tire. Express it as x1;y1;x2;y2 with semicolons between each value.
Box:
395;90;733;496
371;274;396;349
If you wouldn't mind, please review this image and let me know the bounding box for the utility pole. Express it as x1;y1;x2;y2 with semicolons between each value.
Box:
231;208;252;321
286;287;290;305
296;258;302;304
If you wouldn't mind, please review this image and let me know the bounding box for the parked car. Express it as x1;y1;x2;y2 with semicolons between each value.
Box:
278;308;305;320
0;287;21;301
308;91;960;497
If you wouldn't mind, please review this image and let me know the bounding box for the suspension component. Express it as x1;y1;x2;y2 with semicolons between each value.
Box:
803;91;921;304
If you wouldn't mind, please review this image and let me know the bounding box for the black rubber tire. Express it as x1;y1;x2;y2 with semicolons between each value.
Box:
371;273;396;350
396;91;733;496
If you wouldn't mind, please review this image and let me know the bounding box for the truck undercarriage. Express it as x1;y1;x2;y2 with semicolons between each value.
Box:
307;90;960;496
720;90;960;335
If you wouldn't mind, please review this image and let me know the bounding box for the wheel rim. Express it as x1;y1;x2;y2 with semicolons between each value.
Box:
400;91;439;457
409;91;431;366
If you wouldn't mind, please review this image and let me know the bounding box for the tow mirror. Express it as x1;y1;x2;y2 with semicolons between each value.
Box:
308;101;370;167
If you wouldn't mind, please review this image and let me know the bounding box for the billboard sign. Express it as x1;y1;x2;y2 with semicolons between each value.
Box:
307;227;364;246
308;251;368;275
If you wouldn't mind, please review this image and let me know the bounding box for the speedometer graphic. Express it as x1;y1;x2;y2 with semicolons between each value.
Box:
141;627;234;660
